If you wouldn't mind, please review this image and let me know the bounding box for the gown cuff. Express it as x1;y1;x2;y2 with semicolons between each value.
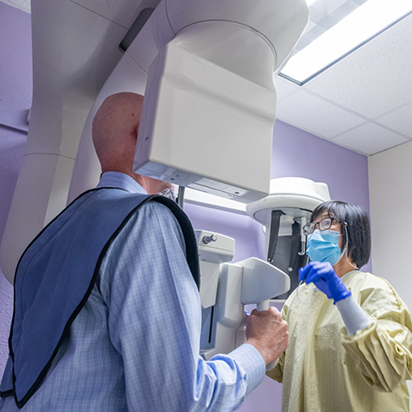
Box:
336;294;372;335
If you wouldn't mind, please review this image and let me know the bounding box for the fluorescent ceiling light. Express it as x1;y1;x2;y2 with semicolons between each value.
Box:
280;0;412;84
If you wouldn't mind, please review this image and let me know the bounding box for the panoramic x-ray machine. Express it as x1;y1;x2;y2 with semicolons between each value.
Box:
1;0;310;359
197;177;331;360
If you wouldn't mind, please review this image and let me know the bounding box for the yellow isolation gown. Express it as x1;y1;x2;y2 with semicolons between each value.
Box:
267;271;412;412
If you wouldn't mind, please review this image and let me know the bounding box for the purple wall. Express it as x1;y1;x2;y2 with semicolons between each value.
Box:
271;120;370;215
0;4;370;411
0;3;32;382
0;4;32;106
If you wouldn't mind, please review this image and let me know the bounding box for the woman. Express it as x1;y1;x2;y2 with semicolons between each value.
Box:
267;200;412;412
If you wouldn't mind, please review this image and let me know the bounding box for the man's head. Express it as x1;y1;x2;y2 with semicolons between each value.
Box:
92;92;172;194
92;92;143;176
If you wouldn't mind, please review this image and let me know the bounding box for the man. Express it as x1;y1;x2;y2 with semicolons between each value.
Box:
0;92;288;411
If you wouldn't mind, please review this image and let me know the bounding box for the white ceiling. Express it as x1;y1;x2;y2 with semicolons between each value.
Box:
1;0;29;13
3;0;412;156
275;9;412;156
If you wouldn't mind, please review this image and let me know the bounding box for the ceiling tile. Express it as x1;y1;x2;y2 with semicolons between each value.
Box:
0;0;30;13
311;0;348;16
274;76;299;101
332;122;410;155
375;102;412;139
304;13;412;119
276;90;366;138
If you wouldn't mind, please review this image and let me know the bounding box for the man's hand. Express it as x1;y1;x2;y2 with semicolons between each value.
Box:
245;307;288;365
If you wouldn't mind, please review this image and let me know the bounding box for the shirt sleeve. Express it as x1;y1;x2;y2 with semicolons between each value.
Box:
98;201;265;411
341;277;412;392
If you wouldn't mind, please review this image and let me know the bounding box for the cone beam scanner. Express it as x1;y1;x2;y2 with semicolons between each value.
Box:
1;0;308;283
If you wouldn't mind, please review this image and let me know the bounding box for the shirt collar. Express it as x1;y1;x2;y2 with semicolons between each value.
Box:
96;172;147;195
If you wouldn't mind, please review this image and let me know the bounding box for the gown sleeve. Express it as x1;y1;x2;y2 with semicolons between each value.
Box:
341;276;412;392
265;352;285;383
265;302;290;383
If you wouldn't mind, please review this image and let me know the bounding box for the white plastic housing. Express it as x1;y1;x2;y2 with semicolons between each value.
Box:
246;177;331;227
240;257;290;304
196;230;235;310
166;0;309;76
134;22;278;202
200;256;290;360
131;0;308;202
200;263;245;360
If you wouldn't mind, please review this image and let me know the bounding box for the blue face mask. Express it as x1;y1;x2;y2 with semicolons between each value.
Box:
306;229;345;266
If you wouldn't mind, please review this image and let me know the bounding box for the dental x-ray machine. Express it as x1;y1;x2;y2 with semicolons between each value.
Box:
196;177;330;360
2;0;309;283
1;0;309;361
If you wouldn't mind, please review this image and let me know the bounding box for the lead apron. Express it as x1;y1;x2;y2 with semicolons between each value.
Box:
0;187;200;408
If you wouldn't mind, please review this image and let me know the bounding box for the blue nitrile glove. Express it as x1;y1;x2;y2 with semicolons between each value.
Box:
298;262;351;303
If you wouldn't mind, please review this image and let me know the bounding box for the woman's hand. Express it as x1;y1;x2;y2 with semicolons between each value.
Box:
299;262;351;303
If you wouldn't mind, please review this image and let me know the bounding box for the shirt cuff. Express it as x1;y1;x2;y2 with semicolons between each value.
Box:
229;343;266;395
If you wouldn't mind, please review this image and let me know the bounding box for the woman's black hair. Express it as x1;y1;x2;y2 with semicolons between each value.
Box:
310;200;371;268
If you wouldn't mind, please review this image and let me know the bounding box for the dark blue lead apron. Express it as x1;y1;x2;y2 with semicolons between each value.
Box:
0;187;199;408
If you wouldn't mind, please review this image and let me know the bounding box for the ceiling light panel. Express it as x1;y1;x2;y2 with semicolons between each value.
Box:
281;0;412;84
304;13;412;119
295;0;367;52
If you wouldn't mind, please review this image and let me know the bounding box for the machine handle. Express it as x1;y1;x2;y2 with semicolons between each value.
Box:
256;299;278;371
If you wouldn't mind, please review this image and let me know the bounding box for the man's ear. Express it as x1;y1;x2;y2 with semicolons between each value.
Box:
132;126;138;142
134;122;140;141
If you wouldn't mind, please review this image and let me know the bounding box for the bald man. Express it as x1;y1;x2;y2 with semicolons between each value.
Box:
92;93;172;195
0;92;288;412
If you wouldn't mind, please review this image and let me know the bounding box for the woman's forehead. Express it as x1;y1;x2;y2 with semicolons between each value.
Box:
314;210;336;220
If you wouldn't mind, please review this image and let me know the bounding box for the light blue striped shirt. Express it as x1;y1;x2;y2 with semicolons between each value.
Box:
1;172;265;411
